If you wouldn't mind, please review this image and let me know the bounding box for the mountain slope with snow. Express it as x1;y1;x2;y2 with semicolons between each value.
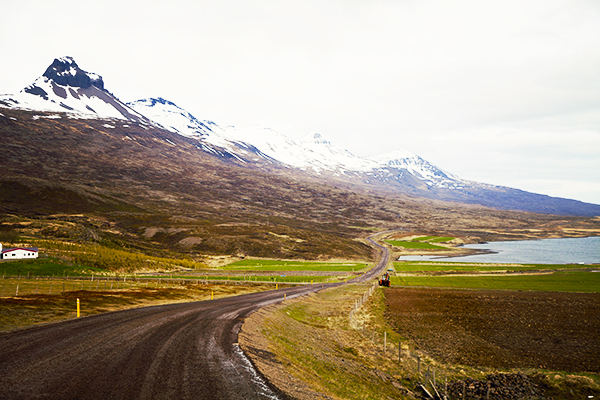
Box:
2;57;598;216
127;97;452;182
120;96;600;218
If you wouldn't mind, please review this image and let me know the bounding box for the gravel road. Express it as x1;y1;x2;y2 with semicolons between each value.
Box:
0;239;388;400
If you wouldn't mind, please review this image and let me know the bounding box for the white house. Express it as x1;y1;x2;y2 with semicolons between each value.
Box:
0;243;38;260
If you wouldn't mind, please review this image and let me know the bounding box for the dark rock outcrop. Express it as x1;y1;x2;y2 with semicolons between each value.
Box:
43;56;105;90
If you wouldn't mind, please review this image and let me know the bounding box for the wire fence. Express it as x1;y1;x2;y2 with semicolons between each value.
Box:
0;274;285;297
348;284;453;400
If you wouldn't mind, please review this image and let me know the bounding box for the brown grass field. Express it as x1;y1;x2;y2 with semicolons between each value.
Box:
384;288;600;373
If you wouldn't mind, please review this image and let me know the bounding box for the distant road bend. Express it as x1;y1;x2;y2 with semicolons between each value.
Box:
0;237;390;400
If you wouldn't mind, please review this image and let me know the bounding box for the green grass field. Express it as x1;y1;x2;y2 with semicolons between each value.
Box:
0;257;353;287
144;274;336;284
412;236;455;242
394;261;588;272
384;240;446;249
223;259;370;272
390;270;600;293
0;258;107;277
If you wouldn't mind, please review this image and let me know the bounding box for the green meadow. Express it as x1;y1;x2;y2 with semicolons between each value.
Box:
394;261;587;273
384;240;446;249
223;259;370;272
0;258;107;277
390;270;600;293
411;236;455;242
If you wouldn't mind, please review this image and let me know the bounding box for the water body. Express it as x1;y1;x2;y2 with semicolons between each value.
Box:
400;236;600;264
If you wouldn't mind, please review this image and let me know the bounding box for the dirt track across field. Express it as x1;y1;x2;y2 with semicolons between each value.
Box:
385;288;600;373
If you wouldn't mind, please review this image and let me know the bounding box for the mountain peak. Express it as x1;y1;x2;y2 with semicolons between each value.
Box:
134;97;177;107
369;149;418;162
41;57;104;90
0;57;148;121
301;132;331;145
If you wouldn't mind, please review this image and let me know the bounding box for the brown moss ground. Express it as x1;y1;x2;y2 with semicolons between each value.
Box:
241;285;600;400
384;288;600;373
0;283;271;332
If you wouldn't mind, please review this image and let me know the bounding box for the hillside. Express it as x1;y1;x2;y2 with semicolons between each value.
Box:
2;57;599;218
1;107;598;263
128;96;600;217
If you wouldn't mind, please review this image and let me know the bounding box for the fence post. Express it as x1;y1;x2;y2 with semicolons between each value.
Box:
445;377;448;399
384;332;387;355
399;342;402;362
15;284;19;296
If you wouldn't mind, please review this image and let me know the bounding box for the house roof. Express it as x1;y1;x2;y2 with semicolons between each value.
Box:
1;247;38;254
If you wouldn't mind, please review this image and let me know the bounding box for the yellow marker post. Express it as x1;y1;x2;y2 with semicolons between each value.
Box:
276;283;278;290
284;293;286;300
211;291;214;300
77;298;80;318
311;280;313;285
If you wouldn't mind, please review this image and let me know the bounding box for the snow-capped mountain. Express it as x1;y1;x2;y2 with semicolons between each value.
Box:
0;57;147;122
0;57;470;191
128;96;468;189
3;57;598;216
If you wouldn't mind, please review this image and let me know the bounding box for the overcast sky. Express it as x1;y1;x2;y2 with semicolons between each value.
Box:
1;0;599;205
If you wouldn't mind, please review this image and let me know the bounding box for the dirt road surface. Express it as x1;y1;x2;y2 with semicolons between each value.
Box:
0;238;389;399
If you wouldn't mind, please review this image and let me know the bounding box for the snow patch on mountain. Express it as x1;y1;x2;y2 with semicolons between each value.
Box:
127;98;214;139
128;98;243;152
369;150;467;189
127;96;470;189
